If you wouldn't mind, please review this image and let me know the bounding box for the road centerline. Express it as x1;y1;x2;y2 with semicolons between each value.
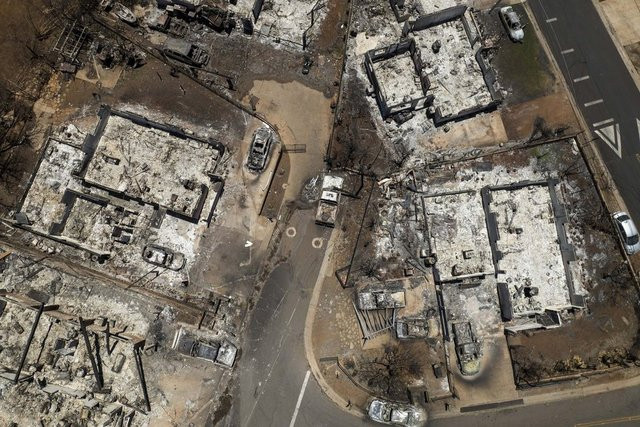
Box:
573;75;590;82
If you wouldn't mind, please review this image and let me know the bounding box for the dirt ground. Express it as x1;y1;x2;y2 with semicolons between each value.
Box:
0;1;57;211
478;4;558;106
500;92;578;141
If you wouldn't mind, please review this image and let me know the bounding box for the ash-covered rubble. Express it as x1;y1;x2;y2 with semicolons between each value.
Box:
0;248;240;425
365;139;621;358
116;0;329;53
345;0;503;162
11;106;225;298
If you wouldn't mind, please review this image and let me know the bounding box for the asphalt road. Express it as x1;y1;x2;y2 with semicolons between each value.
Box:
529;0;640;222
225;208;373;427
431;384;640;427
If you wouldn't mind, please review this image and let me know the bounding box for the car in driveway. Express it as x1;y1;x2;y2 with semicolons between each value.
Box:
612;211;640;255
172;328;237;368
499;6;524;42
163;38;210;67
367;398;426;426
453;322;481;376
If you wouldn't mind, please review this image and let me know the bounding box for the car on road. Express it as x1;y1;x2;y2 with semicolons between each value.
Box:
499;6;524;42
453;322;481;376
367;398;426;426
612;211;640;255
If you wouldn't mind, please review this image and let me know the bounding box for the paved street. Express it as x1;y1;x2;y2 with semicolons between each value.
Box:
432;385;640;427
529;0;640;222
226;209;369;427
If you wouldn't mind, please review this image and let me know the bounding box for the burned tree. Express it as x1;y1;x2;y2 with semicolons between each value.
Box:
355;344;422;401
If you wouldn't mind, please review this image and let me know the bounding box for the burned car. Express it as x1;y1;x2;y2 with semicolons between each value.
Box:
142;244;185;271
395;316;439;340
163;38;210;67
357;287;406;310
172;329;237;368
452;322;481;375
246;127;273;172
367;398;426;426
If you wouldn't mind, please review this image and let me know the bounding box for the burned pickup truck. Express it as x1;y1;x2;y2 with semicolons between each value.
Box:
172;328;237;368
163;38;210;67
246;127;273;172
452;322;481;376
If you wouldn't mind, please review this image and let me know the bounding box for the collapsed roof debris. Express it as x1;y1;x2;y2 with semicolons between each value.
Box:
14;106;226;295
364;6;501;125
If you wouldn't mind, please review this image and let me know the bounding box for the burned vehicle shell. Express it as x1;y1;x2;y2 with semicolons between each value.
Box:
172;329;237;368
142;244;185;271
163;38;210;67
246;127;273;172
452;322;481;375
367;398;426;426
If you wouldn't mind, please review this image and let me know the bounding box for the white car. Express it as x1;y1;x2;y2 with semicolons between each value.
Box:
367;399;426;426
499;6;524;42
612;211;640;255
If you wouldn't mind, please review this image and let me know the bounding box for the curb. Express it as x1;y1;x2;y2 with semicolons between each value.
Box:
591;0;640;93
303;232;367;420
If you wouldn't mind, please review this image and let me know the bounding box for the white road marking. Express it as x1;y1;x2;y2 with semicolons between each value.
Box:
573;75;590;82
561;48;575;55
593;118;614;128
584;99;604;107
312;237;324;249
594;123;622;159
286;227;297;238
289;370;311;427
546;17;557;23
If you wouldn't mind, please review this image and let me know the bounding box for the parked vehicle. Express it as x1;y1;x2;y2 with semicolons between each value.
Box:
499;6;524;42
172;329;237;368
142;244;185;271
246;127;273;172
163;38;210;67
453;322;480;375
367;398;426;426
612;211;640;255
112;2;137;25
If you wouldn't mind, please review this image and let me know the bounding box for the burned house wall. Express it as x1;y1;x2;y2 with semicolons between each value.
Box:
397;6;502;126
401;5;467;36
81;106;224;223
390;0;410;23
252;0;264;22
364;38;434;119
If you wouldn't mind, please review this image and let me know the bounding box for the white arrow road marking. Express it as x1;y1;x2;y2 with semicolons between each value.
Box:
594;123;622;159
